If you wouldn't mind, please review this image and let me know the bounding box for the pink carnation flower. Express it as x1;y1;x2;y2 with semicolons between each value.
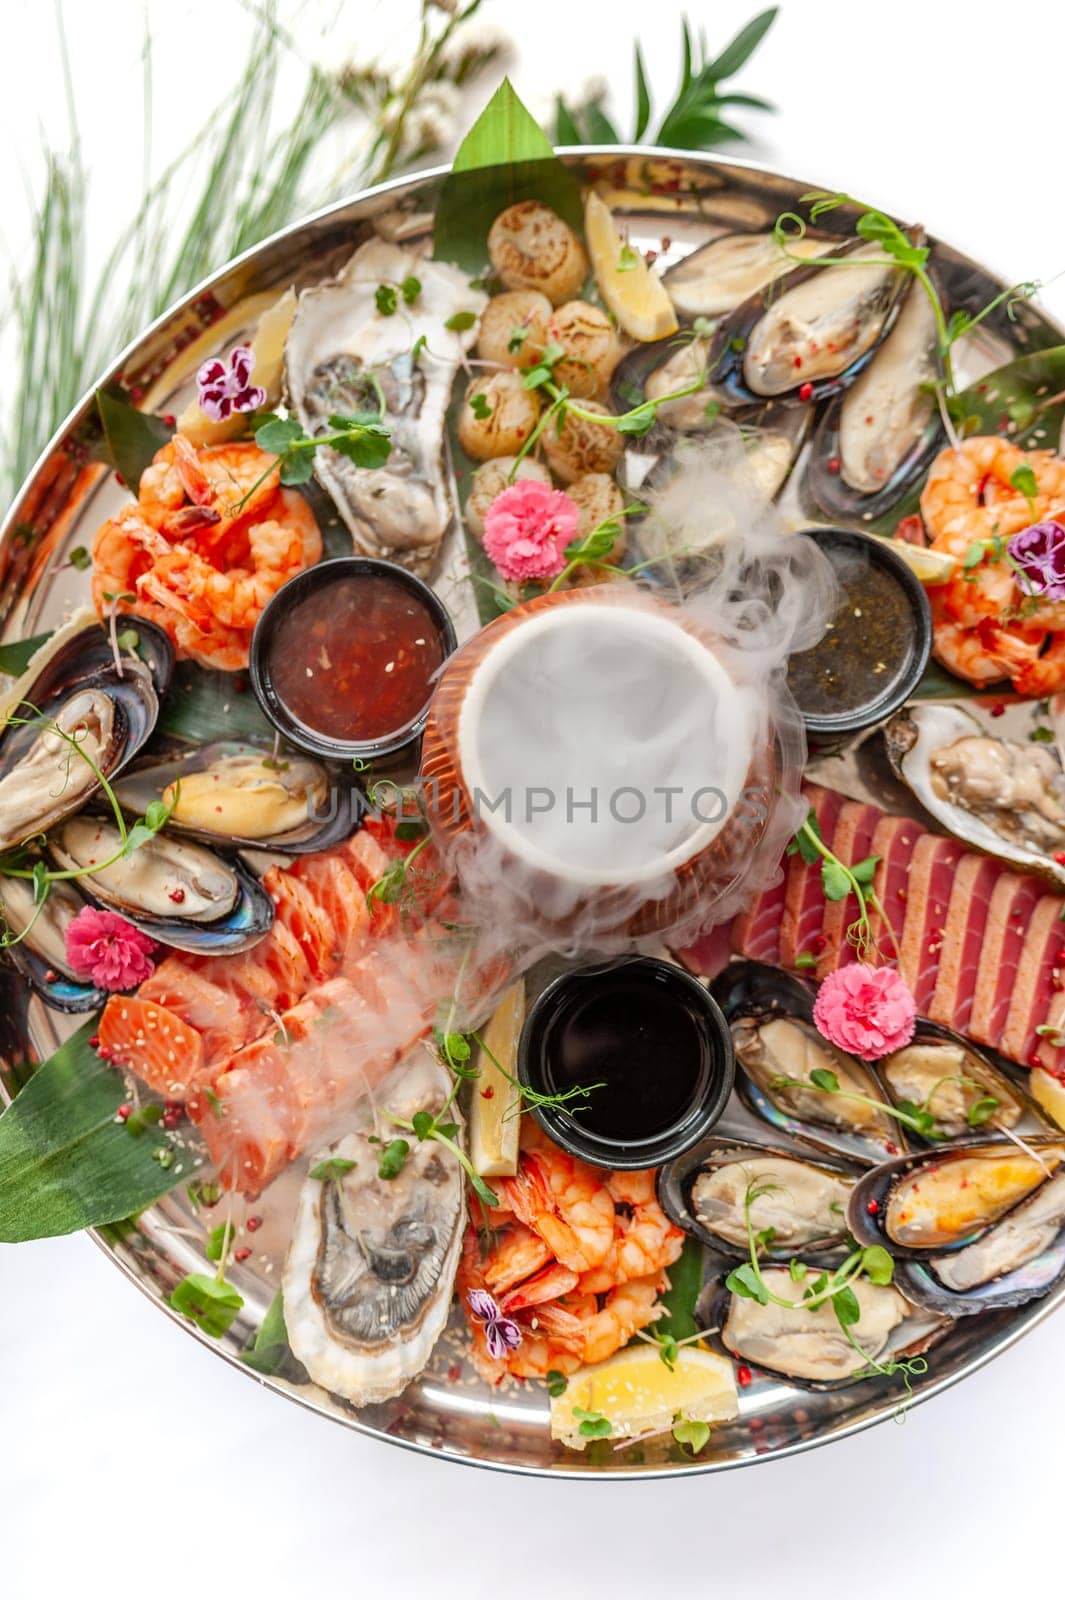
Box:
812;964;916;1061
482;479;580;583
65;907;156;992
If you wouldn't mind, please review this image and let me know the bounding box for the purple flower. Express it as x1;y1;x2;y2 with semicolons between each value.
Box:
1008;520;1065;602
196;346;267;423
466;1288;522;1360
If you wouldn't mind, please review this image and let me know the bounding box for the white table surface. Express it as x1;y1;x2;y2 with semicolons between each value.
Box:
2;1;1062;1592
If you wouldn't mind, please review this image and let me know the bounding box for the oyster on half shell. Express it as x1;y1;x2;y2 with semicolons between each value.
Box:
885;703;1065;885
285;236;486;575
718;1269;919;1385
282;1051;465;1406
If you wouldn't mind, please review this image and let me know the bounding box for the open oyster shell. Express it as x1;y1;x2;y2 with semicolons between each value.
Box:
282;1050;465;1406
884;703;1065;886
0;876;103;1013
285;236;486;575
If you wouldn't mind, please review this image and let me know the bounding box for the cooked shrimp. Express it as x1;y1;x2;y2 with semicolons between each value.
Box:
1011;630;1065;696
577;1169;684;1293
146;498;319;633
579;1276;664;1365
921;437;1065;547
481;1221;553;1296
497;1146;615;1273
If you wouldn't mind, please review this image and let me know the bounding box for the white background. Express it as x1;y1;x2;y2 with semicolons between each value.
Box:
2;2;1064;1595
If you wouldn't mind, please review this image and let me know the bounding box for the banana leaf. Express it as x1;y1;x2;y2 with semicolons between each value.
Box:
157;659;278;744
655;1235;703;1341
956;345;1065;448
95;387;175;494
0;632;52;677
434;78;583;274
0;1018;194;1242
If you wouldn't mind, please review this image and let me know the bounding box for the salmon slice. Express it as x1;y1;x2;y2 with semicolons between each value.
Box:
928;855;1000;1031
292;853;371;959
968;873;1044;1048
865;814;927;967
263;865;338;980
98;995;207;1097
344;829;393;890
897;835;967;1010
138;960;258;1063
816;801;881;979
1000;896;1065;1065
779;786;846;970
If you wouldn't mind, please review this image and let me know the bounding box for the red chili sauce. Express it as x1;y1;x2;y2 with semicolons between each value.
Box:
269;573;444;742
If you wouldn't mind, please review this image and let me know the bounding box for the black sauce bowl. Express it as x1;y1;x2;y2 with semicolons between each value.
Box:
249;556;457;765
787;527;932;741
518;955;735;1171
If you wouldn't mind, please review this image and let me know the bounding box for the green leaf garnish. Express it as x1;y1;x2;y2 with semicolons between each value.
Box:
169;1272;244;1339
308;1157;357;1181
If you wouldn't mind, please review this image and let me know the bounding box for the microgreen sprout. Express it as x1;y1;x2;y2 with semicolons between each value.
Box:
787;809;893;961
726;1182;926;1398
771;193;1041;450
769;1064;998;1142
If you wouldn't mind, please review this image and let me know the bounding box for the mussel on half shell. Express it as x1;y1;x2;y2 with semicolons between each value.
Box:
114;742;361;855
708;236;918;406
663;230;834;320
710;962;903;1165
707;1270;946;1389
849;1140;1065;1314
884;703;1065;887
658;1134;860;1262
47;816;274;954
877;1020;1047;1145
282;1050;465;1406
806;277;944;524
0;620;168;855
0;876;103;1012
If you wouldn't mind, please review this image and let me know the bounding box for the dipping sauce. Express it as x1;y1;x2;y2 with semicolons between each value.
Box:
520;957;734;1168
266;572;446;745
786;530;929;734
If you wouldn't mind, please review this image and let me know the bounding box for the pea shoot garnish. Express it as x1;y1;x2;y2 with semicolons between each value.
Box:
725;1181;928;1398
768;1064;999;1142
787;809;892;961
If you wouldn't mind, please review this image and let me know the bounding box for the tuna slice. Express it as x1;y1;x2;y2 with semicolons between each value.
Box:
968;873;1044;1049
816;801;881;978
897;835;967;1011
733;874;786;965
779;786;847;970
676;919;736;979
1000;896;1065;1066
928;854;1000;1032
864;814;927;966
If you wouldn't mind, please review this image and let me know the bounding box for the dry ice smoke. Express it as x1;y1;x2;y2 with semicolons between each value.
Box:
425;427;837;966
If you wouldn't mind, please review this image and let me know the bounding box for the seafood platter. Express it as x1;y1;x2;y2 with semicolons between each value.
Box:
5;112;1065;1478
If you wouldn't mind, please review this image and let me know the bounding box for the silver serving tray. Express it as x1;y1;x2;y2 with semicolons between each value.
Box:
2;148;1063;1479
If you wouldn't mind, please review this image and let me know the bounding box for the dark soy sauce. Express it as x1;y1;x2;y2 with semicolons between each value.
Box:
536;963;715;1144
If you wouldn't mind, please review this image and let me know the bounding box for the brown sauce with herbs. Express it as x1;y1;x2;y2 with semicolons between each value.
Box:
787;557;913;718
269;573;444;743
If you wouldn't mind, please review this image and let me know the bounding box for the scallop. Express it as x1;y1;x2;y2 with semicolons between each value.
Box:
488;201;588;305
282;1051;465;1406
884;703;1065;885
457;371;542;461
542;399;623;484
475;290;551;369
544;300;621;397
465;457;552;541
568;473;625;549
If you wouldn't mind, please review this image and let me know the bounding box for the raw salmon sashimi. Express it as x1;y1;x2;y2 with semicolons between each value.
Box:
98;997;207;1098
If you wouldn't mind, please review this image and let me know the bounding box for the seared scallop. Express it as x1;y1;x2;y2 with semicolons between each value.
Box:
542;399;623;483
568;472;626;558
544;300;621;397
488;202;589;305
475;290;552;369
465;456;552;540
458;371;543;461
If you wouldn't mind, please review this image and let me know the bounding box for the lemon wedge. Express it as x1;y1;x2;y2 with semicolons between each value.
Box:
550;1345;738;1450
883;538;957;586
468;981;524;1177
1031;1067;1065;1131
584;191;678;343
